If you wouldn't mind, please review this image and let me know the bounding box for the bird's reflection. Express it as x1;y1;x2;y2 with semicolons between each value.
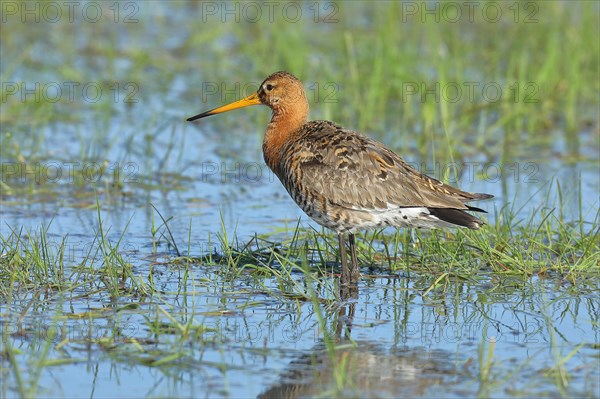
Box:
258;282;458;399
335;283;358;340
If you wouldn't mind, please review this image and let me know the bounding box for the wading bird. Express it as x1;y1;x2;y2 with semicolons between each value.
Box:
187;71;493;286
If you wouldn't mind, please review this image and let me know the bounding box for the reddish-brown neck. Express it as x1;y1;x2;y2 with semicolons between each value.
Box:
262;101;309;174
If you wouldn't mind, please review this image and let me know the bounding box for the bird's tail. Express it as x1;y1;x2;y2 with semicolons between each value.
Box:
428;205;489;230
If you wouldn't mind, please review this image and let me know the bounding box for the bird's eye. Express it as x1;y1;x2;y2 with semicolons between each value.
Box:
266;84;274;91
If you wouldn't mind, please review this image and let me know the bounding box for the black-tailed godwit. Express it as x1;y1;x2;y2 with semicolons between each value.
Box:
187;71;493;285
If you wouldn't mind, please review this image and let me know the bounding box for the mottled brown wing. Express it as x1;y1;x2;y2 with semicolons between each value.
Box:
283;121;490;211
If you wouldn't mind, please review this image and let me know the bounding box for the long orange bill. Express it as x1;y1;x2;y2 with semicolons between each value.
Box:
187;92;261;122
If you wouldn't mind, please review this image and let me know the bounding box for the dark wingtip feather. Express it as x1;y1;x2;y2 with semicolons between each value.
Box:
466;204;488;213
428;208;487;230
472;193;494;200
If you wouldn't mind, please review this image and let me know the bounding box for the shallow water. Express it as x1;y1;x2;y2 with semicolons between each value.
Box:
3;262;599;398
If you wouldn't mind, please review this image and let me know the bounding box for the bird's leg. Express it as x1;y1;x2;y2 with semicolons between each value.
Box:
338;233;350;286
349;233;360;283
